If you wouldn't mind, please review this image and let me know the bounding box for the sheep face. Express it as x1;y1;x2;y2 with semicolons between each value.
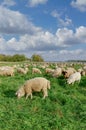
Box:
67;79;73;84
15;86;25;98
62;71;68;78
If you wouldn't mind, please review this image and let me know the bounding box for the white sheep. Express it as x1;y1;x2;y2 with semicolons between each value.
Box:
17;67;28;74
0;66;14;76
52;67;62;77
32;68;42;74
67;72;81;84
16;77;51;99
45;68;55;74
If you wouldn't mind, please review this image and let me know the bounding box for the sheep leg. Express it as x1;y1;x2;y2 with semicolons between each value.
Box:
30;93;33;99
26;94;29;99
42;88;48;99
26;93;33;99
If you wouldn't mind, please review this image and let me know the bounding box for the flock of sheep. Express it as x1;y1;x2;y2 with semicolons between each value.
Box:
0;62;86;99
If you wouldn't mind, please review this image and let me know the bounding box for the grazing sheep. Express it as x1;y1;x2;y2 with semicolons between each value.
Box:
17;67;28;74
77;68;83;73
77;68;86;76
83;66;86;70
0;66;14;76
67;72;81;84
62;67;76;78
16;77;50;99
32;68;42;74
45;68;54;74
52;67;62;77
81;71;86;76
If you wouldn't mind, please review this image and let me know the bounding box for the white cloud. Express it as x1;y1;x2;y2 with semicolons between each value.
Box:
0;25;86;61
71;0;86;12
6;32;58;52
8;26;86;61
58;49;85;61
56;28;74;45
51;10;61;18
1;26;86;54
0;6;41;34
0;36;7;51
28;0;48;7
0;6;86;61
75;26;86;42
1;0;16;7
37;49;86;61
55;26;86;46
51;10;73;27
59;49;83;55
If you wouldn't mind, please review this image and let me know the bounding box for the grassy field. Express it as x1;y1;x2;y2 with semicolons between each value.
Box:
0;62;86;130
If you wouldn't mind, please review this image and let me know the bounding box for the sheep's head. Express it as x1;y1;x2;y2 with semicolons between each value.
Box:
67;79;73;84
15;86;25;98
63;71;69;78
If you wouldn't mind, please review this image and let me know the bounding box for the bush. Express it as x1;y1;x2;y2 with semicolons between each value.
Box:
31;54;44;62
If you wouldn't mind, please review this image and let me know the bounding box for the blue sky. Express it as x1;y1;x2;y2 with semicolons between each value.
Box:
0;0;86;61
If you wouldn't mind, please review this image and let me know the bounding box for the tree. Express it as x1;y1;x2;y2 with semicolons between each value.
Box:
12;54;26;61
31;54;44;62
0;54;28;62
0;54;5;61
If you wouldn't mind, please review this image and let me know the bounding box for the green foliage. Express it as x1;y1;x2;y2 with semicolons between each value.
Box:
12;54;26;62
31;54;44;62
0;53;44;62
0;62;86;130
0;54;28;62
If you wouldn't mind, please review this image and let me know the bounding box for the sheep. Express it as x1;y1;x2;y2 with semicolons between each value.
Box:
77;68;86;76
62;67;76;78
77;68;83;73
52;67;62;77
67;72;81;84
32;68;42;74
0;66;14;76
17;67;28;74
81;71;86;76
15;77;51;99
45;68;55;74
83;66;86;70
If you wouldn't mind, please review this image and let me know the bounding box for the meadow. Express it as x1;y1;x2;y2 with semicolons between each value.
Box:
0;62;86;130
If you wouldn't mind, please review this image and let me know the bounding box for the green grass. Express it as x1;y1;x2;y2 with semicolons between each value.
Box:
0;65;86;130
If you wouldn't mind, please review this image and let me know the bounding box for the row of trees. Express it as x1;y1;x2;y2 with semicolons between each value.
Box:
0;54;44;62
67;60;86;62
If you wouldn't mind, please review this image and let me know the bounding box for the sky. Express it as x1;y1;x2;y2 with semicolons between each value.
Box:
0;0;86;61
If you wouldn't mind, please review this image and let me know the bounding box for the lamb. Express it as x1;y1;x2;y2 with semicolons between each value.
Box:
67;72;81;84
15;77;51;99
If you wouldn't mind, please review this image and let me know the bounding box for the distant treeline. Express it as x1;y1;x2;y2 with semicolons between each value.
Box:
0;54;29;62
67;60;86;62
0;54;44;62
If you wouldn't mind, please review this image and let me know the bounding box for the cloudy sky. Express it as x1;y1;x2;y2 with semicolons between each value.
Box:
0;0;86;61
